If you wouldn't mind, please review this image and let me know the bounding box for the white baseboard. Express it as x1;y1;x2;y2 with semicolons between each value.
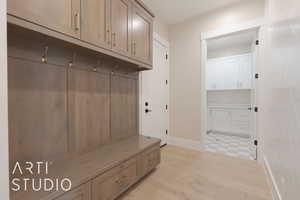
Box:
167;136;203;152
263;156;282;200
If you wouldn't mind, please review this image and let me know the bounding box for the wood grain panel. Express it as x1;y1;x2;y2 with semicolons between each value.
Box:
55;183;91;200
82;0;111;49
8;58;68;166
68;68;110;154
8;0;81;38
111;74;138;141
111;0;132;56
132;3;153;65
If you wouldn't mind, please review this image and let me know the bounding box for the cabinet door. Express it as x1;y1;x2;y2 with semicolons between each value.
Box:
206;60;217;90
137;146;160;178
119;160;137;190
92;167;122;200
55;183;91;200
132;3;153;64
222;58;238;89
111;0;132;56
8;0;81;38
82;0;111;48
237;54;253;89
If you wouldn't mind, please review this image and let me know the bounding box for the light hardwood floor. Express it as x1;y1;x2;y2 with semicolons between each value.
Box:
119;145;272;200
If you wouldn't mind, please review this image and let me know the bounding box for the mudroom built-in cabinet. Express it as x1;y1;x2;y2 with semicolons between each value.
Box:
132;2;153;64
8;0;82;38
8;0;154;69
7;0;159;200
81;0;111;49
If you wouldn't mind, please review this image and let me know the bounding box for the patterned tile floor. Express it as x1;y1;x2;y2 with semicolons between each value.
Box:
204;132;256;160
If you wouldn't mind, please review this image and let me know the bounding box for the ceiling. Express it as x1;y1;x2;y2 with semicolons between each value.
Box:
141;0;247;25
207;29;257;52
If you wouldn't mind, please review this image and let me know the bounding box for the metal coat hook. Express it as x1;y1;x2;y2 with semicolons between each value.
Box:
42;46;49;63
69;52;77;68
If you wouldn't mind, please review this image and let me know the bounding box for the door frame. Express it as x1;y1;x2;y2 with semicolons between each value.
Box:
200;18;265;162
0;0;10;199
139;32;170;145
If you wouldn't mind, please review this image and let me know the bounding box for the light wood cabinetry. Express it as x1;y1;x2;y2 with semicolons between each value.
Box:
7;0;154;69
92;158;137;200
55;183;91;200
111;0;132;56
132;3;153;64
7;0;81;38
111;74;138;141
8;58;68;165
68;68;111;154
137;146;160;178
81;0;111;48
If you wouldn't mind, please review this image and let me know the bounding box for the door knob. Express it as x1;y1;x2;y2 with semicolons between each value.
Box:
145;109;152;113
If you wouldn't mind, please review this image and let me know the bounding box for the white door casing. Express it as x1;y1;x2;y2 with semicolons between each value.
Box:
200;19;264;162
140;34;169;146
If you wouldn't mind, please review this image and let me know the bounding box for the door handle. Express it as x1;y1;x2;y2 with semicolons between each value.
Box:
145;109;152;113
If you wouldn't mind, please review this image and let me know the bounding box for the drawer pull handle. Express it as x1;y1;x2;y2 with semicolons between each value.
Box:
74;13;80;31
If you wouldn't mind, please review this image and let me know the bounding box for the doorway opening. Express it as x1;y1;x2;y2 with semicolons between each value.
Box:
201;26;261;161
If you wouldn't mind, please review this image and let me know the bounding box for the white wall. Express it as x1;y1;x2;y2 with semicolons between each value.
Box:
260;0;300;199
153;19;169;42
169;0;265;141
0;0;9;199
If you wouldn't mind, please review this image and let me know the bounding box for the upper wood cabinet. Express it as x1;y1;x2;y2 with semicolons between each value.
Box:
131;2;153;65
81;0;111;48
8;0;154;69
111;0;132;56
8;0;81;38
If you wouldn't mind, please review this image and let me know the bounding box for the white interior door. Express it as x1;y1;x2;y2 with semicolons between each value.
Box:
140;39;169;146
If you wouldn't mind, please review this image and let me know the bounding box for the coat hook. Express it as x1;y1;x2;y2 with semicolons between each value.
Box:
42;46;49;63
69;52;77;68
93;67;97;72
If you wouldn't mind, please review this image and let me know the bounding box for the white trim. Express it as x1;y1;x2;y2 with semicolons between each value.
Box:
200;39;208;149
201;18;265;40
200;19;263;157
153;32;169;48
167;136;203;152
263;156;282;200
0;0;9;199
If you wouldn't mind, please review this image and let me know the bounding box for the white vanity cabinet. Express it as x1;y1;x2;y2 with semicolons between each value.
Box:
206;53;253;90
